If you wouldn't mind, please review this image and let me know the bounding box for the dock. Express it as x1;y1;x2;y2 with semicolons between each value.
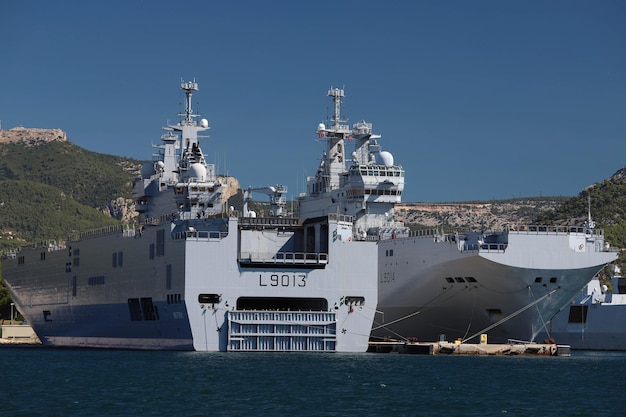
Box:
0;324;41;346
368;340;571;356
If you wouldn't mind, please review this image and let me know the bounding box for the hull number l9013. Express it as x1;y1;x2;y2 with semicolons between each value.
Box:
259;274;307;287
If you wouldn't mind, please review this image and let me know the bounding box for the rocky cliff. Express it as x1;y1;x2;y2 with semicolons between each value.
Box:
0;127;67;146
394;199;563;231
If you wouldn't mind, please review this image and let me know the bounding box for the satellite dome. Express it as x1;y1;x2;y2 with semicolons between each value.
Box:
188;163;207;181
317;123;326;131
200;118;209;128
375;151;394;167
141;162;156;179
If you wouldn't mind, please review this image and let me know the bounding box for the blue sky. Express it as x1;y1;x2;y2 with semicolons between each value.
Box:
1;0;624;203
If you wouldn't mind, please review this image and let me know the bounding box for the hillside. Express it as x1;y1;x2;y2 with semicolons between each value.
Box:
0;179;120;245
0;128;142;208
0;128;143;250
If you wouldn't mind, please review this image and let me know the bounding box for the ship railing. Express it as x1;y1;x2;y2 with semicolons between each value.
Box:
239;251;329;265
1;239;69;257
175;230;228;241
407;225;609;242
457;242;507;253
407;228;440;238
478;243;507;253
508;224;605;237
0;249;19;259
328;213;354;223
239;217;301;227
67;224;128;241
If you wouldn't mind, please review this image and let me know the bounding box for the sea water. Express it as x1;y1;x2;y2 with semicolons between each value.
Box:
0;348;624;416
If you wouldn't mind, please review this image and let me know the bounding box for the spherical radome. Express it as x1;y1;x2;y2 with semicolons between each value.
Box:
376;151;394;167
189;163;207;181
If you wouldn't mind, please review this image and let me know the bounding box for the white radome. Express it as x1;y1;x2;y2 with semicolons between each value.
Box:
376;151;394;167
188;163;207;181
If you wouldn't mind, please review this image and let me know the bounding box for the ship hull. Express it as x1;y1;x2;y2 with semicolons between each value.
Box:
375;229;616;344
550;274;626;350
551;304;626;350
2;217;378;352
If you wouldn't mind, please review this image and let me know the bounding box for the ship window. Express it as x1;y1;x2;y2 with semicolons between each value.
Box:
454;277;465;283
550;277;558;283
66;262;72;273
112;252;117;267
73;257;80;267
75;248;80;256
198;294;221;304
445;277;455;283
618;278;626;294
18;256;25;265
141;298;159;321
72;276;77;297
40;252;46;261
156;230;165;256
168;294;182;304
535;277;542;283
43;310;52;322
128;299;142;321
118;252;123;267
344;296;365;306
88;275;105;285
149;243;155;260
466;277;477;283
567;305;588;324
166;264;172;290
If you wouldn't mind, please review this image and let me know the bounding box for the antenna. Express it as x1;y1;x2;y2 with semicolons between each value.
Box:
327;86;346;128
180;80;199;123
586;194;595;230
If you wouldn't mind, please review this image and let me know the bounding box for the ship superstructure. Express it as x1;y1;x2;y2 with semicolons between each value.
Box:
1;80;378;352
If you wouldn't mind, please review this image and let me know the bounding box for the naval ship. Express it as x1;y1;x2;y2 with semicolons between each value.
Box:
0;80;378;352
299;86;618;345
550;264;626;350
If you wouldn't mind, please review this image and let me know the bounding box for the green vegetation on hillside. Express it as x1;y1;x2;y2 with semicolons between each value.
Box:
0;179;121;251
0;141;141;208
534;179;626;250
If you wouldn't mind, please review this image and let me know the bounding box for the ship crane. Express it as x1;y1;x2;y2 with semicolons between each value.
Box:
243;185;288;218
